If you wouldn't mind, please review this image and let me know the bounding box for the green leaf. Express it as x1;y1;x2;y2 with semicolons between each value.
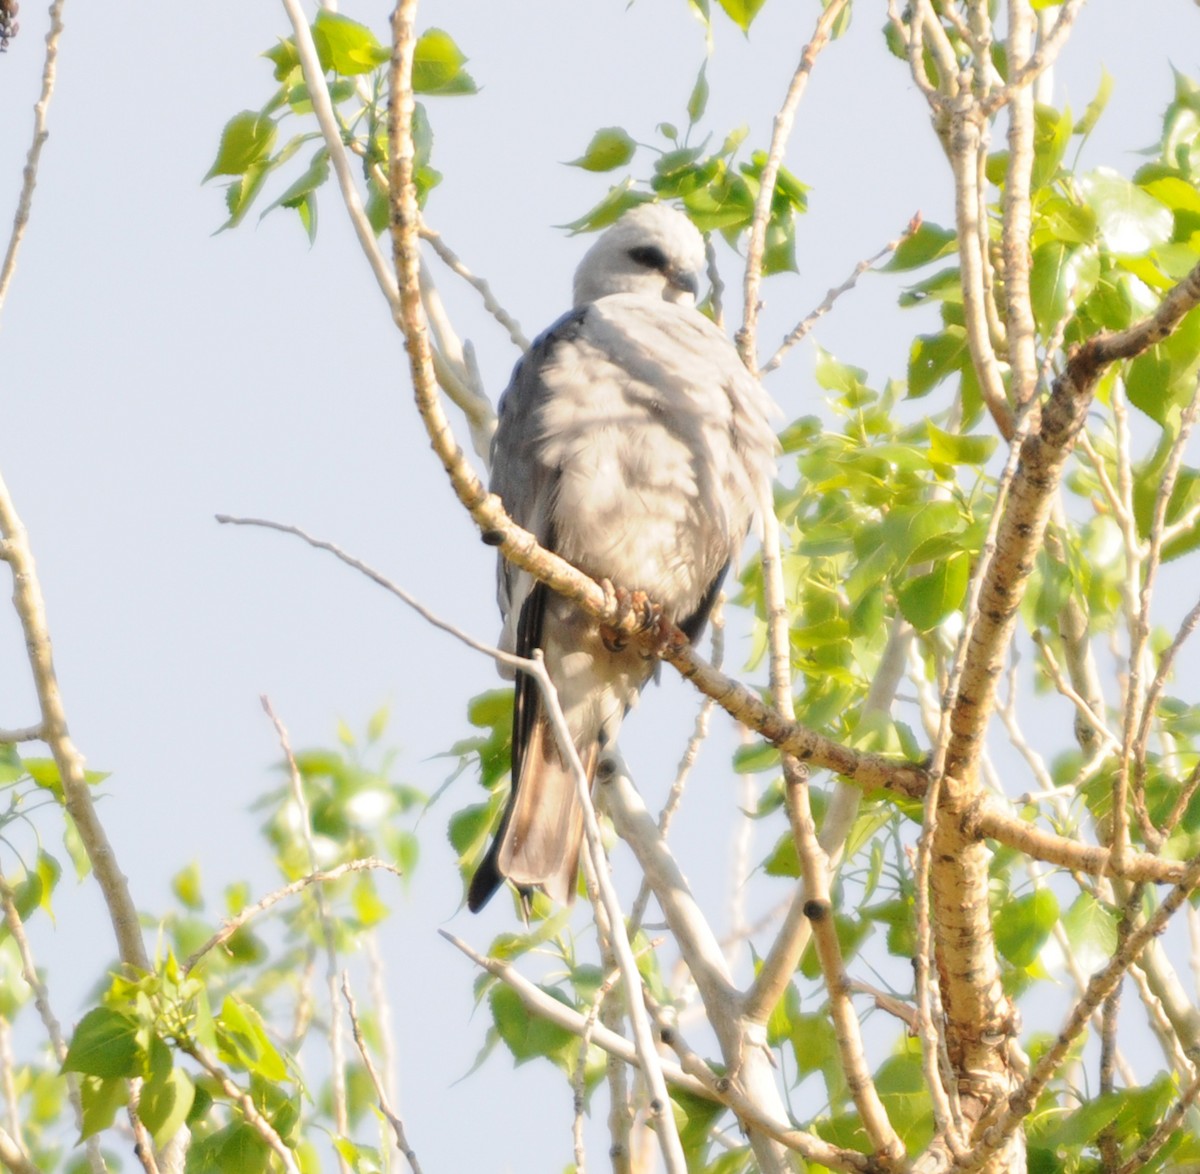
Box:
312;11;389;76
567;127;636;173
1031;103;1073;188
261;149;330;233
884;221;956;271
78;1075;128;1141
167;863;203;916
1044;1092;1125;1149
687;62;709;124
139;1063;194;1149
926;422;997;467
994;889;1060;968
732;741;781;775
6;851;61;926
63;1008;143;1078
762;831;798;878
366;705;390;742
210;1122;272;1174
1073;66;1113;140
0;743;22;785
1125;309;1200;425
222;163;273;230
715;0;767;32
1141;174;1200;216
216;997;289;1082
1029;241;1100;330
490;984;576;1067
562;181;652;233
206;112;277;181
263;38;299;82
412;28;477;95
1061;893;1117;970
1080;167;1174;254
682;171;755;231
907;327;968;398
897;552;969;632
881;500;963;567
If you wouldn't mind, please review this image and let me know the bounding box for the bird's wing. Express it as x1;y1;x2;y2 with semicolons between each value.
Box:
488;307;590;661
468;309;592;912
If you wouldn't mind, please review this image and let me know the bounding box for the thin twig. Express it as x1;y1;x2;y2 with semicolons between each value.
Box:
963;849;1200;1172
260;697;350;1173
341;975;424;1174
529;655;687;1174
180;1045;300;1173
0;475;148;973
739;0;851;367
420;221;529;351
983;0;1089;114
440;931;873;1173
759;214;921;375
0;880;105;1172
214;514;1200;888
0;1125;39;1174
628;600;724;938
182;859;400;974
0;0;67;318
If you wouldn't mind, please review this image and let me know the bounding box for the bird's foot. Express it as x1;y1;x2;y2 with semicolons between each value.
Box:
599;582;661;653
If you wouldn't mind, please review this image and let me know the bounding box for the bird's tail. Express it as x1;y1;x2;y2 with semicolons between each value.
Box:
467;706;598;912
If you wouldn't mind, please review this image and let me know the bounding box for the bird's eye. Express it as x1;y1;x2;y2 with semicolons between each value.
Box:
628;245;670;272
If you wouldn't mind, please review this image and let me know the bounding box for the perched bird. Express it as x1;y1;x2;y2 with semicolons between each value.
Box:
468;203;778;913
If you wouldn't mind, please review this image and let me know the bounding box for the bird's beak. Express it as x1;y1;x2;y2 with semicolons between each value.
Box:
667;268;699;302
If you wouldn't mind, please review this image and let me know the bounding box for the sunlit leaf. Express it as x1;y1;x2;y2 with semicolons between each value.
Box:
715;0;767;33
1080;167;1174;253
206;112;277;181
312;11;389;76
897;552;969;632
63;1008;143;1079
412;28;477;95
994;889;1059;968
567;127;636;173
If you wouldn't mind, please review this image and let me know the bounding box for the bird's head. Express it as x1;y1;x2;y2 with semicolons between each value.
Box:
572;204;706;308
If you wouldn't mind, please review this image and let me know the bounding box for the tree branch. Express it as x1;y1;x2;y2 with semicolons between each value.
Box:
0;0;66;319
341;975;424;1174
182;859;401;975
738;0;851;366
0;473;148;973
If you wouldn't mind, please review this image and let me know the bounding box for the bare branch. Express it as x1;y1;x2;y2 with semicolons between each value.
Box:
342;975;424;1174
278;0;399;315
259;697;350;1172
739;0;851;366
759;213;921;376
182;859;401;974
440;931;877;1173
0;0;66;319
420;221;529;351
0;473;148;972
0;880;105;1172
983;0;1089;114
0;1124;39;1174
1002;0;1038;407
529;662;687;1174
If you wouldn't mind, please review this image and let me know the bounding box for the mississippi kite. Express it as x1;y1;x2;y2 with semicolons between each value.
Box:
468;203;778;912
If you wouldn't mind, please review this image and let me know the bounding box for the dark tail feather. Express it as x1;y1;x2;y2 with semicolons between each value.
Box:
467;835;505;912
468;585;548;913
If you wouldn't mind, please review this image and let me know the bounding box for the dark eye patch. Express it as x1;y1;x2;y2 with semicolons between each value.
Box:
628;244;670;272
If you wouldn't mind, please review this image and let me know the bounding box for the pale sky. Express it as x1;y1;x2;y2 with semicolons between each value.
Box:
1;2;1197;1169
